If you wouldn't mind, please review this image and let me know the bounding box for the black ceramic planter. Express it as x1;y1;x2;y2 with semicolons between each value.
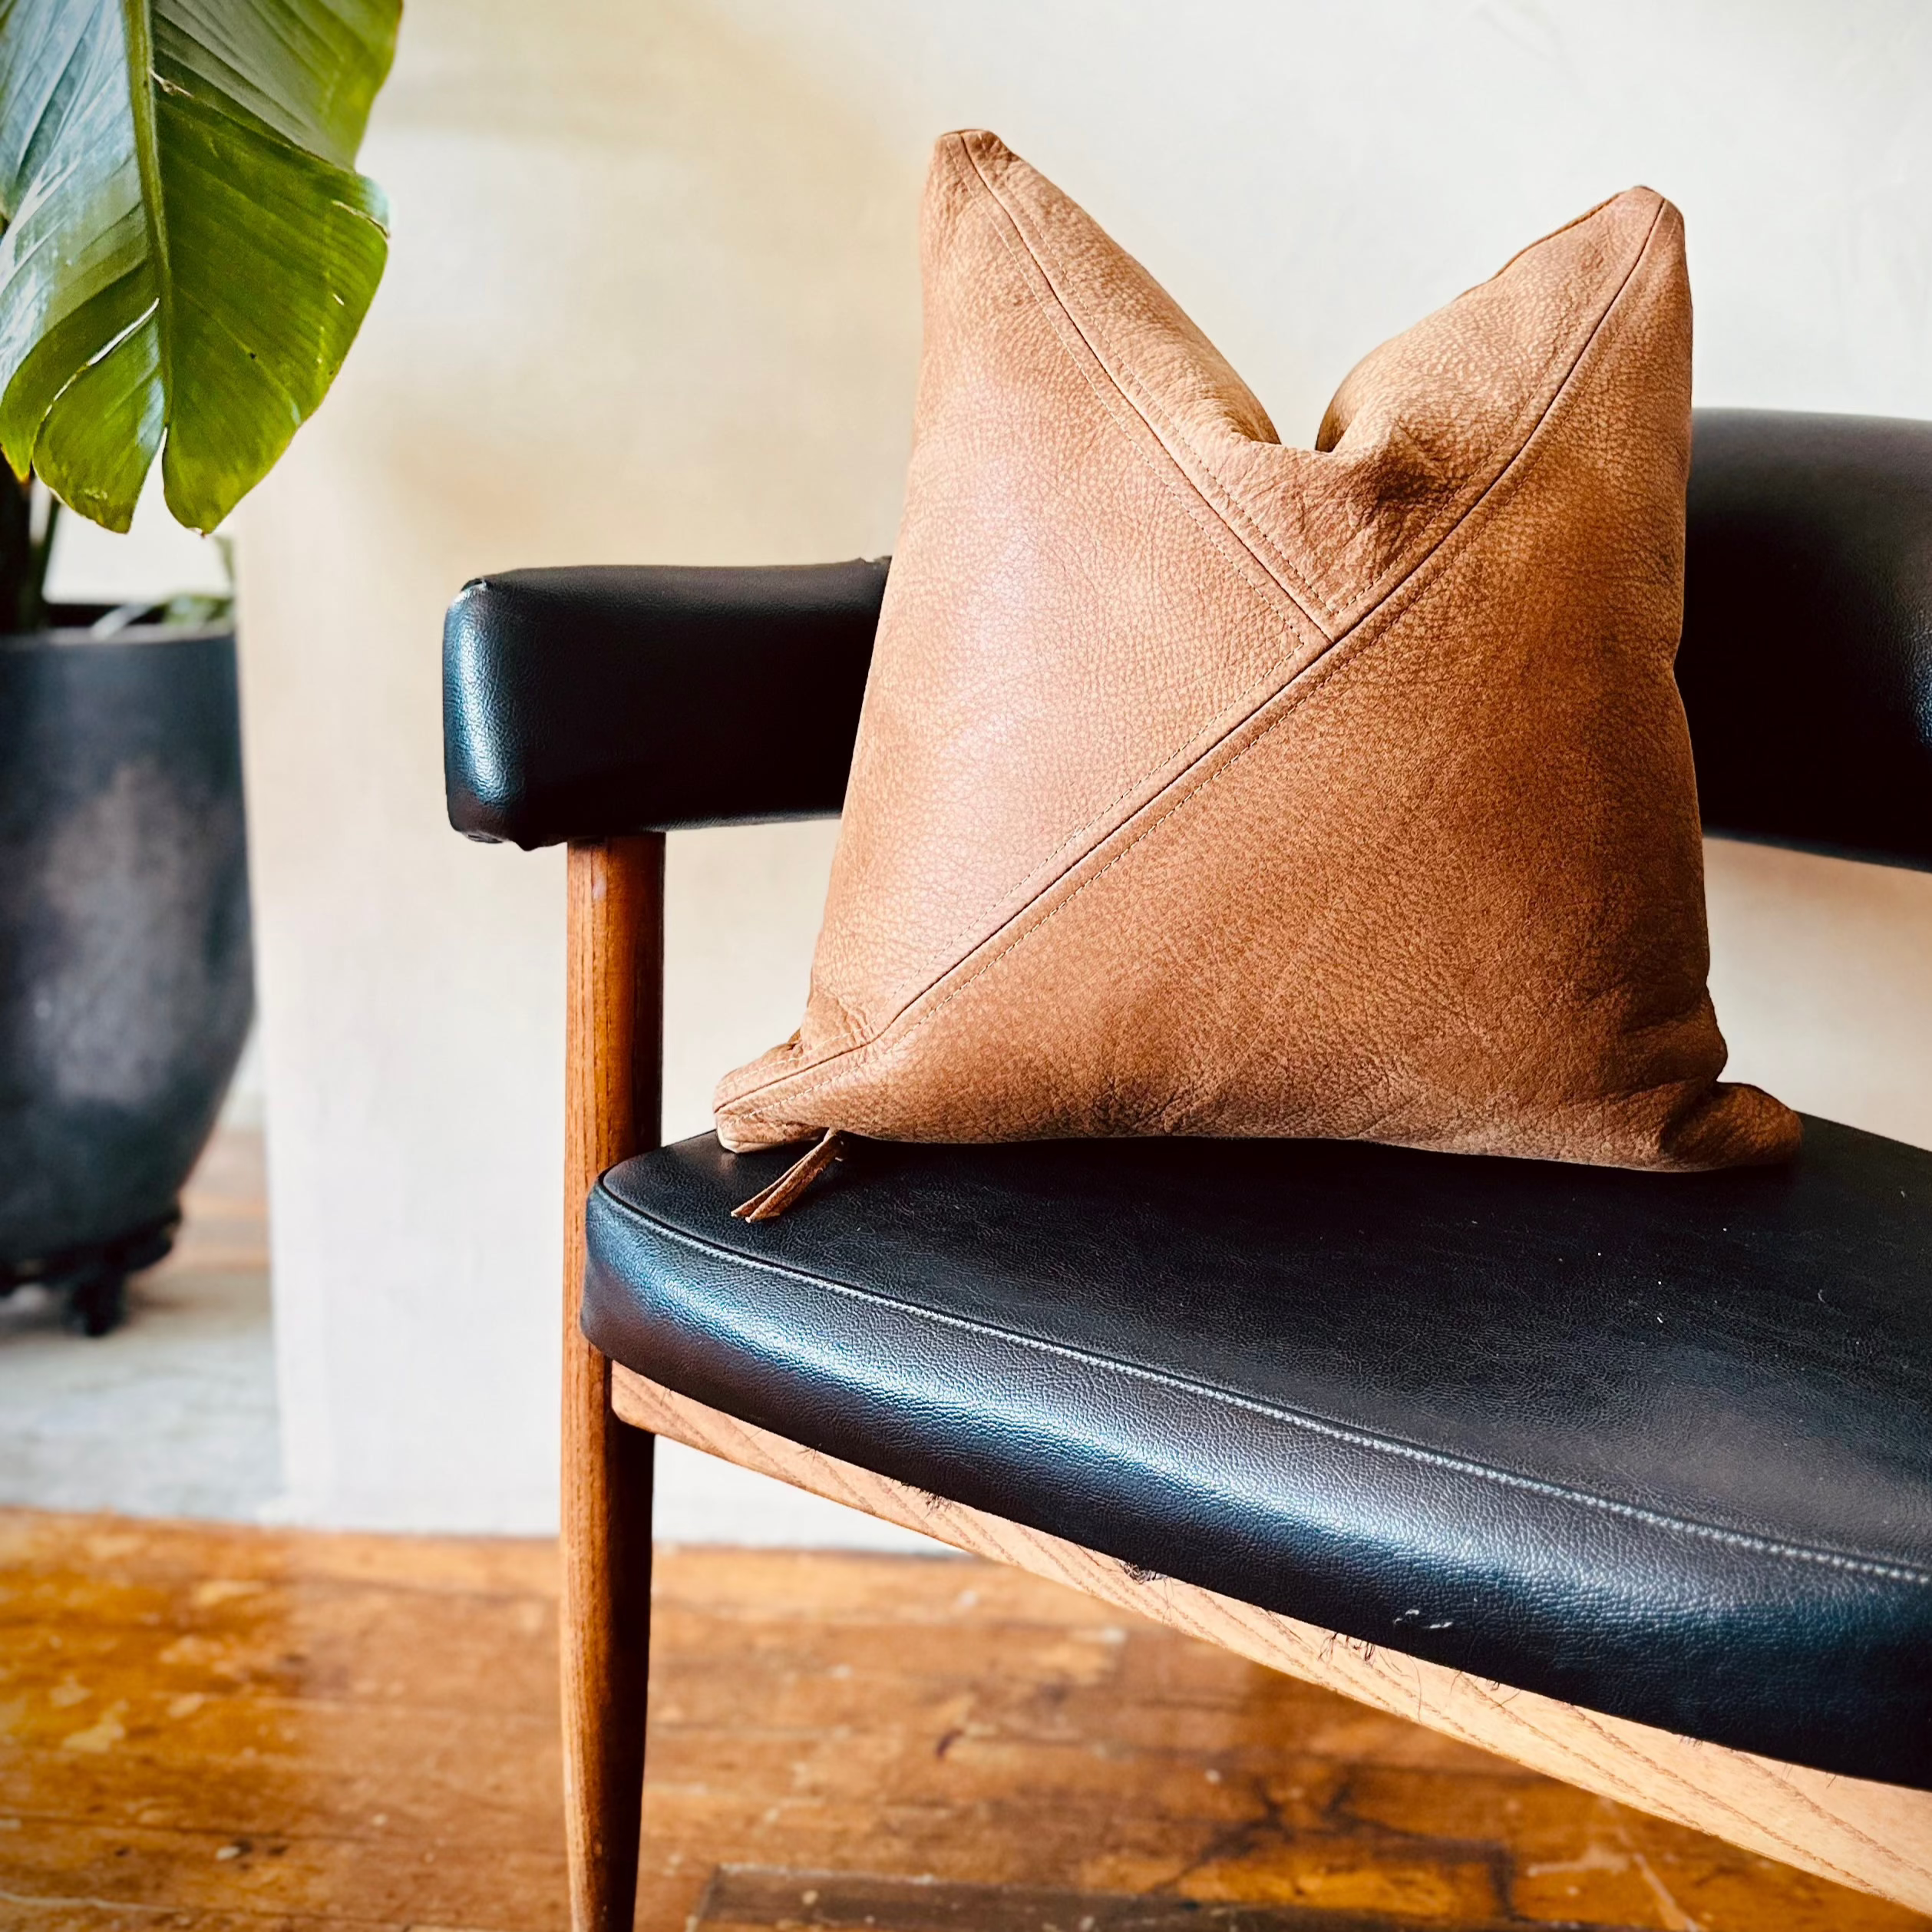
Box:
0;613;253;1334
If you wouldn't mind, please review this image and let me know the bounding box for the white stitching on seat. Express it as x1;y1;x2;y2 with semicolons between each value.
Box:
597;1179;1932;1592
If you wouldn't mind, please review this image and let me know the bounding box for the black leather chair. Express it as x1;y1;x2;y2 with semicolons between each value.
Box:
444;410;1932;1930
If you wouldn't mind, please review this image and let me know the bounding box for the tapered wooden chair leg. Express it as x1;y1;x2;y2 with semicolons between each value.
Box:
562;1373;655;1930
562;836;665;1931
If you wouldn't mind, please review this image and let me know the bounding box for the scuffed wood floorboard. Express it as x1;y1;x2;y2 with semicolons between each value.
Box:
1;1509;1925;1931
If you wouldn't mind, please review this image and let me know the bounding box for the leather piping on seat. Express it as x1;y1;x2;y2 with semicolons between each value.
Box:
595;1177;1932;1589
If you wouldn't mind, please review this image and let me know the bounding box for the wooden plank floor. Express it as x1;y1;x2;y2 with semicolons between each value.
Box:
2;1510;1924;1932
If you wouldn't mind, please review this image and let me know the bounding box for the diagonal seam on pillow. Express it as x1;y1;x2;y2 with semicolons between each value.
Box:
945;136;1339;636
715;130;1801;1182
954;130;1663;640
721;181;1675;1125
749;150;1672;1070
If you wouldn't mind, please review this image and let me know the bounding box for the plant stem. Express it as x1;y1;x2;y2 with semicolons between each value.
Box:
0;471;61;632
22;484;60;631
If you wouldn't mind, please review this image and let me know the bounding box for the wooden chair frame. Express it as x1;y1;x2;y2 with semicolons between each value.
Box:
561;832;1932;1932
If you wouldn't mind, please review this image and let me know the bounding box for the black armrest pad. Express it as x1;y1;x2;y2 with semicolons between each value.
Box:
443;560;887;847
1682;409;1932;870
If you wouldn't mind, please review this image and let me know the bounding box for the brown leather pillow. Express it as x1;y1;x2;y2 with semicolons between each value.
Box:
715;130;1798;1187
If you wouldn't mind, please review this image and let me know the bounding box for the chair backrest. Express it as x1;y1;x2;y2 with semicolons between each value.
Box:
441;411;1932;862
1681;409;1932;870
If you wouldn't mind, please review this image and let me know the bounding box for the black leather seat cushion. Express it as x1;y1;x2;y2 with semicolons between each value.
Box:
585;1118;1932;1790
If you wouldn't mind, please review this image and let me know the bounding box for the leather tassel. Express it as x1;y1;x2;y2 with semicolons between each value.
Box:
732;1128;847;1222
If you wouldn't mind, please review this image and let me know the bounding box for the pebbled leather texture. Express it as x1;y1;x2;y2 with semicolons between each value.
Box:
715;133;1798;1175
442;560;887;847
586;1118;1932;1788
1683;410;1932;870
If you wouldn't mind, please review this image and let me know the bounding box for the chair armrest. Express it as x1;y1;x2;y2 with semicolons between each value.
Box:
443;560;887;847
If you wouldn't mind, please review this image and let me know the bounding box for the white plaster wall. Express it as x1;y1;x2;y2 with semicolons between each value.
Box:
236;0;1932;1534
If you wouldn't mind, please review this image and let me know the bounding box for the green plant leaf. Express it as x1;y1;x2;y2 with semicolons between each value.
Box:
0;0;399;533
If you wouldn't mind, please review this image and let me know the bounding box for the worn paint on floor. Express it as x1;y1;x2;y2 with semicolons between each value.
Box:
1;1511;1922;1931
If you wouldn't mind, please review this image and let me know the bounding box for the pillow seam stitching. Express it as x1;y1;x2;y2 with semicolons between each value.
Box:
722;192;1670;1128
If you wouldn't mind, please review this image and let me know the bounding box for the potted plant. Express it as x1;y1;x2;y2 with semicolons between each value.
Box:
0;0;400;1333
